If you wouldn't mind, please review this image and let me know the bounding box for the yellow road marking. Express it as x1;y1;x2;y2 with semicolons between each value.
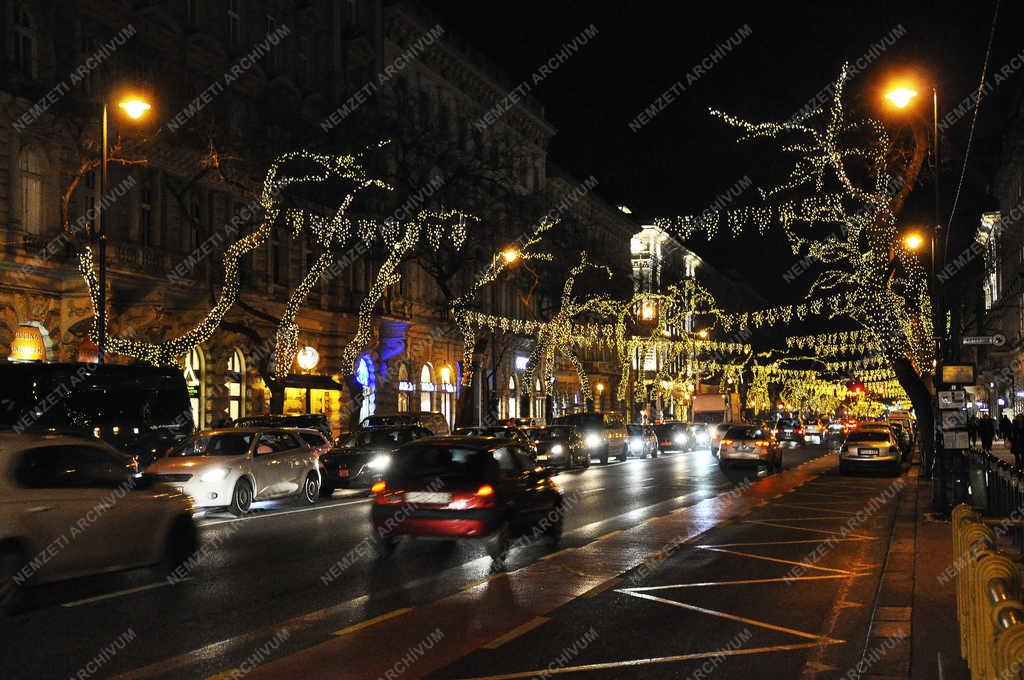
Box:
745;519;873;539
696;537;873;548
618;573;868;592
452;641;838;679
582;577;622;598
596;529;622;541
772;503;858;516
331;607;411;637
482;616;551;649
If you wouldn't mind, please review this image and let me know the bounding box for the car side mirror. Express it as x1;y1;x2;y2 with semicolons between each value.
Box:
256;444;273;455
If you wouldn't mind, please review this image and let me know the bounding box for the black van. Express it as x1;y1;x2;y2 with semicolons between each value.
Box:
0;363;193;466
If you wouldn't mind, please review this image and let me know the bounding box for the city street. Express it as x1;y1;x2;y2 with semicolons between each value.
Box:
1;446;827;679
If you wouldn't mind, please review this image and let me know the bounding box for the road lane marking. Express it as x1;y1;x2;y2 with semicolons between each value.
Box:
61;578;192;607
200;498;372;526
744;519;874;539
451;641;838;679
482;616;550;649
580;487;605;495
619;590;843;642
595;529;622;541
698;547;857;575
696;537;873;548
331;607;412;636
621;574;868;591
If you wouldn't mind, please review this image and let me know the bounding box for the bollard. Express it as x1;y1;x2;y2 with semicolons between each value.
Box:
968;455;988;511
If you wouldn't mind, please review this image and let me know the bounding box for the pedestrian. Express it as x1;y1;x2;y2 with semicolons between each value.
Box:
1000;414;1012;441
978;414;996;454
968;415;979;448
1012;414;1024;469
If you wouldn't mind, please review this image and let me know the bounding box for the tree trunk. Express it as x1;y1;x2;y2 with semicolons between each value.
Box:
268;380;285;415
891;357;935;471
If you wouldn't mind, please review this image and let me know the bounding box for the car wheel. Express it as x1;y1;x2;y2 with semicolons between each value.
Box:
319;483;335;499
228;478;253;516
600;453;609;465
0;542;25;615
582;455;591;469
301;473;319;505
374;533;400;559
617;445;628;462
161;515;198;572
486;522;512;563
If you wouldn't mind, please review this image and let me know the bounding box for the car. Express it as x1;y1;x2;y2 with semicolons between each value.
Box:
294;428;333;456
0;433;197;612
233;414;333;443
626;424;659;458
144;428;321;515
552;412;629;464
0;363;194;469
359;412;450;435
320;426;434;494
775;418;804;444
889;423;912;456
454;426;532;447
370;436;564;561
523;426;590;470
718;424;783;471
709;423;732;449
839;429;901;475
804;420;826;444
687;423;712;450
654;421;690;453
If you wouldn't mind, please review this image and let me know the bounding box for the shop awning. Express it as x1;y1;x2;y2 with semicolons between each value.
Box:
283;374;344;391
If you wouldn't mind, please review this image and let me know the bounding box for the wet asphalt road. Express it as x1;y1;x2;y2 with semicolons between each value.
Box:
0;444;827;680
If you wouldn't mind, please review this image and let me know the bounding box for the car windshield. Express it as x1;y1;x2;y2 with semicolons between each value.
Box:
389;445;497;483
627;424;645;435
726;426;766;439
350;429;421;448
169;433;253;457
846;431;891;443
777;419;799;428
655;423;686;434
554;413;603;429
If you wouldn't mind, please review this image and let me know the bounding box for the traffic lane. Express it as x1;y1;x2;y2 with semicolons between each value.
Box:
431;459;903;679
0;446;826;680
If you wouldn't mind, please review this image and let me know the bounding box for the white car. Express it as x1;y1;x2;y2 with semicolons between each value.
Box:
145;428;321;515
804;420;825;444
0;433;197;612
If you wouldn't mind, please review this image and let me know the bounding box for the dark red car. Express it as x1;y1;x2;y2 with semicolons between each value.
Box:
370;436;565;561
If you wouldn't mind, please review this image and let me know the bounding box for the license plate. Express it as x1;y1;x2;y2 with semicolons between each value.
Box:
737;445;752;452
337;469;350;477
405;492;452;504
858;448;878;457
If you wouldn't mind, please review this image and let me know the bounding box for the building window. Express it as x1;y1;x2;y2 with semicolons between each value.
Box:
440;365;454;429
19;148;44;234
533;377;545;424
272;228;287;284
227;0;241;47
357;356;376;422
507;375;518;419
397;363;410;412
12;6;36;78
226;348;245;421
184;347;205;428
419;364;434;412
139;184;154;246
187;198;201;253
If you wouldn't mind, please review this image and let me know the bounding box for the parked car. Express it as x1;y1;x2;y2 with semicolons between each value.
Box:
0;363;194;469
552;412;628;464
839;429;901;475
293;428;333;456
626;424;659;458
524;426;590;470
718;424;783;471
320;426;433;494
145;428;321;515
775;418;804;444
709;423;732;449
0;433;197;612
654;421;690;453
359;412;450;435
370;436;564;561
233;414;333;443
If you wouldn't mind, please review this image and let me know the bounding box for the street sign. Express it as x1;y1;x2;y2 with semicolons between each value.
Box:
962;335;1006;346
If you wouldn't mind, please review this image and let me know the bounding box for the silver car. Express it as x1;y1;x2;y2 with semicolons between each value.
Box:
144;428;321;515
839;429;901;475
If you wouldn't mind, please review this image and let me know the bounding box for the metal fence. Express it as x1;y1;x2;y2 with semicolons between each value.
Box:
958;448;1024;554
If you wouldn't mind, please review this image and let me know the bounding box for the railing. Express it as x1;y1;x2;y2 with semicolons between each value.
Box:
951;504;1024;679
959;448;1024;554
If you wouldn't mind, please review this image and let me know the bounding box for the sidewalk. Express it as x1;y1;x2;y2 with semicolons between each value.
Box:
236;454;974;679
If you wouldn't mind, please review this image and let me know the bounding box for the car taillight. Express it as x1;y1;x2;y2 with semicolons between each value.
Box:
795;428;803;435
754;440;770;447
721;439;733;446
476;484;495;497
371;480;386;494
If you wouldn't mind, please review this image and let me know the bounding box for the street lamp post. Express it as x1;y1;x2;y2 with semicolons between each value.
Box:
96;95;152;364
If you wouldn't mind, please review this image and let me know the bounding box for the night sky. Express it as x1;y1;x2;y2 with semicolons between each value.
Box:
424;0;1022;306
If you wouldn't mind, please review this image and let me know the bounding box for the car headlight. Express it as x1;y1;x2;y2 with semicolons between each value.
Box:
550;444;564;455
673;433;686;444
697;433;709;444
367;454;391;471
629;437;643;450
199;467;230;483
585;433;602;448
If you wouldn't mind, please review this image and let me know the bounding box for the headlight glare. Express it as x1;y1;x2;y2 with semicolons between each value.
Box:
550;444;564;455
199;467;229;483
368;454;391;471
585;433;602;448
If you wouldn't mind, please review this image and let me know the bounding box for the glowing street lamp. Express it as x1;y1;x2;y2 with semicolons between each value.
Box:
501;248;520;264
903;232;925;251
117;97;152;119
884;86;918;109
696;328;709;339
